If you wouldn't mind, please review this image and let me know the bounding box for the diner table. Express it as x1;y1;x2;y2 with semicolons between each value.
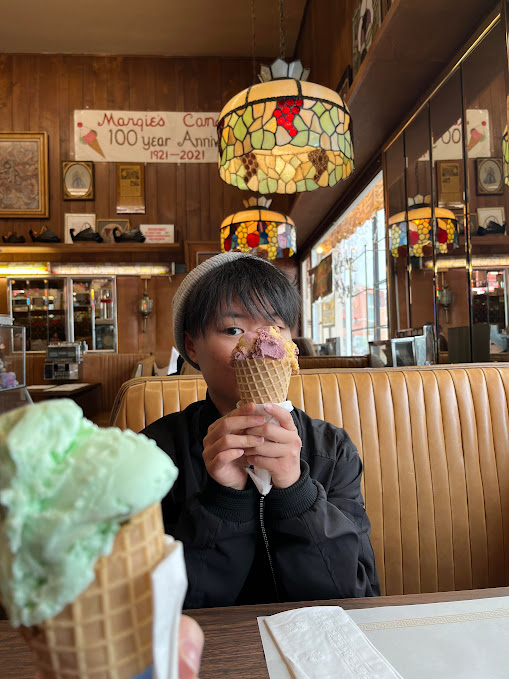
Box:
1;587;507;679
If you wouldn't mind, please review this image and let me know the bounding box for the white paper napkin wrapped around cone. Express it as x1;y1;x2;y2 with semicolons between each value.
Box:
152;536;188;679
239;401;294;495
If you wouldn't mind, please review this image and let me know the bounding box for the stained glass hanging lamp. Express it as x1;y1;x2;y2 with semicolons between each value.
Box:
220;196;296;260
389;196;459;258
217;1;354;194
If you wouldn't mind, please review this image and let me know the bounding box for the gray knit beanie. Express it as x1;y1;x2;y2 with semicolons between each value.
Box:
173;252;264;368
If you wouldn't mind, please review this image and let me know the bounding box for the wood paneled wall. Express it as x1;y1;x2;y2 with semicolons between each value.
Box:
116;273;185;355
26;352;147;410
296;0;357;94
0;54;293;242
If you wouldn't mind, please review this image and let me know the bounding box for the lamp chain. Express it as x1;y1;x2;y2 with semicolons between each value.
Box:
279;0;286;60
251;0;257;84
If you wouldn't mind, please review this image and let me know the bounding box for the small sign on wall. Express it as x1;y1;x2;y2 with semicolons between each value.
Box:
74;110;219;163
139;224;174;243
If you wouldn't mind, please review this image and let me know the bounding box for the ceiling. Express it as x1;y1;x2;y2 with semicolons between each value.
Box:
0;0;307;58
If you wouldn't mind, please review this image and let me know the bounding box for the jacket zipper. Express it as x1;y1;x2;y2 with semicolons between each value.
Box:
259;494;280;602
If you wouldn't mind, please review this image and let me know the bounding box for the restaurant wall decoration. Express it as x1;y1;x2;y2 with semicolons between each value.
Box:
352;0;382;77
62;161;94;200
74;110;219;163
116;163;145;214
0;132;49;218
310;254;333;302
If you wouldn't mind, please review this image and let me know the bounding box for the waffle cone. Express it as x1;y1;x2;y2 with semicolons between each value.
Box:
87;137;105;158
21;503;165;679
234;358;292;404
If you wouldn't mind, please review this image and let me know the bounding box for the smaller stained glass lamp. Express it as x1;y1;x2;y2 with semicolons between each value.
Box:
389;197;459;258
220;196;296;260
217;58;354;194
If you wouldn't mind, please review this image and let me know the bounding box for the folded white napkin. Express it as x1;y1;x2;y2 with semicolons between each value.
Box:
242;400;294;495
151;536;188;679
259;606;404;679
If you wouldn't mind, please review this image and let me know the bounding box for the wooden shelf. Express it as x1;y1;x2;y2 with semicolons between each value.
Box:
0;243;183;264
291;0;497;251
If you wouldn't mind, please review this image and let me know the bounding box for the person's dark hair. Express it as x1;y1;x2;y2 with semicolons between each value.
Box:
184;257;300;337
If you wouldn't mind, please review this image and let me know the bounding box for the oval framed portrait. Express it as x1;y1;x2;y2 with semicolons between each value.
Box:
62;161;94;200
476;157;503;195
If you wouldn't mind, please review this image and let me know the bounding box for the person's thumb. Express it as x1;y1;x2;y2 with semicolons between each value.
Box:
178;614;204;679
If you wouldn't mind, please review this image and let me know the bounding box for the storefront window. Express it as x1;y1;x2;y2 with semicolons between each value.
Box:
302;174;387;356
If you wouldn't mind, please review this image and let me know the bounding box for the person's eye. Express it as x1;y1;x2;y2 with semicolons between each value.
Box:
224;327;242;336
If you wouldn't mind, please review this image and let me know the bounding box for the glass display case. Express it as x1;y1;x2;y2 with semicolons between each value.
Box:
0;321;32;413
9;277;117;352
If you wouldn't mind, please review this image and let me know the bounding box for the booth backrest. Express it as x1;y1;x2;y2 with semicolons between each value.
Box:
110;364;509;597
298;355;369;369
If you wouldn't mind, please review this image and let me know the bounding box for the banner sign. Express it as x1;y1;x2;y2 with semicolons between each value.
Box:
419;109;490;161
74;110;219;163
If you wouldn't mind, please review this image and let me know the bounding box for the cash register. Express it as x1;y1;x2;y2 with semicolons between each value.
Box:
43;342;86;381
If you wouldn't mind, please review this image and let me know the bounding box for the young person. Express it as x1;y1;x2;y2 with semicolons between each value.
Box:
142;252;379;608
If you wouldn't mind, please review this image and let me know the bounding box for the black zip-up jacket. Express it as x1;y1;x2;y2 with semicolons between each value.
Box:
142;394;380;608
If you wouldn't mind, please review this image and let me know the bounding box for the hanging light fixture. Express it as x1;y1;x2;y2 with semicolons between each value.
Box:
388;196;459;258
220;196;296;260
217;0;354;194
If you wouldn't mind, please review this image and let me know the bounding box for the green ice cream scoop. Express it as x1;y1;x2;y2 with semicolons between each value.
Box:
0;399;178;627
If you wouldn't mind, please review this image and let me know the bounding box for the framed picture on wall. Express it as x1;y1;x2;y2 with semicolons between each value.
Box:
64;213;96;244
436;159;464;207
476;157;503;195
116;163;145;214
184;241;221;271
62;161;94;200
477;207;505;232
336;65;353;102
0;132;49;217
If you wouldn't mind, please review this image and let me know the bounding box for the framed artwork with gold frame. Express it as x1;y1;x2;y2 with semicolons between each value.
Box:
0;132;49;217
116;163;145;214
476;157;503;195
62;161;94;200
185;241;221;272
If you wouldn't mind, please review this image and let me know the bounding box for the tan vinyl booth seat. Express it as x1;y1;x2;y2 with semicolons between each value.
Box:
110;364;509;597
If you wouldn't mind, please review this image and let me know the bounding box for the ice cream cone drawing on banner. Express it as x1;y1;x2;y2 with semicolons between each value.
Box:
467;125;485;153
77;122;105;158
466;110;490;158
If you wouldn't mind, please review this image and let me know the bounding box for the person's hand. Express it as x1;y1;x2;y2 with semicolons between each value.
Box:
202;403;266;490
179;614;204;679
244;403;302;489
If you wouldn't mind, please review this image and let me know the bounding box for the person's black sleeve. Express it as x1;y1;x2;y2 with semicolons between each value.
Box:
264;422;380;602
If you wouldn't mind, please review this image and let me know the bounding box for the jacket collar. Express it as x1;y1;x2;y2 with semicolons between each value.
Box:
197;391;222;439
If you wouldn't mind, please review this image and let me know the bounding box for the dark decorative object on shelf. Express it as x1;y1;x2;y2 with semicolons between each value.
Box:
476;220;505;236
70;227;103;243
113;227;146;243
2;232;25;243
29;226;61;243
